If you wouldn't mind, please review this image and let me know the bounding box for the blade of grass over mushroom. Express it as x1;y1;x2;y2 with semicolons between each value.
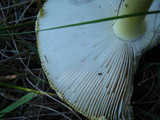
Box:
0;82;56;96
0;10;160;37
0;92;37;118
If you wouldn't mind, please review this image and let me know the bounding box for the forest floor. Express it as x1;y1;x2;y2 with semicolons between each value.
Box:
0;0;160;120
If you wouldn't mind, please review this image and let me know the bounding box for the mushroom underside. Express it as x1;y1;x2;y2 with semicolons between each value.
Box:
36;0;160;119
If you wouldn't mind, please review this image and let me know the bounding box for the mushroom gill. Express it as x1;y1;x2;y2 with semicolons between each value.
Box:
36;0;160;119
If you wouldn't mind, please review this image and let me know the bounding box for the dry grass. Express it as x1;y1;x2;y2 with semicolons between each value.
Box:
0;0;160;120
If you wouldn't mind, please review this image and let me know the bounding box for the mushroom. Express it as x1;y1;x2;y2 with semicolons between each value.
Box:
36;0;160;119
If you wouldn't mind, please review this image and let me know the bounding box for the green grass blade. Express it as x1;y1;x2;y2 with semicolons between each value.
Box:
0;21;35;31
0;82;56;96
0;10;160;37
0;92;37;118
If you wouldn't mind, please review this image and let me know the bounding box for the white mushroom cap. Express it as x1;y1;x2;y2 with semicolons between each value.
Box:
36;0;160;119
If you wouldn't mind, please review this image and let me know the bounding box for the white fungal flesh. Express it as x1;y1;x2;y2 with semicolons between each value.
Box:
36;0;160;119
